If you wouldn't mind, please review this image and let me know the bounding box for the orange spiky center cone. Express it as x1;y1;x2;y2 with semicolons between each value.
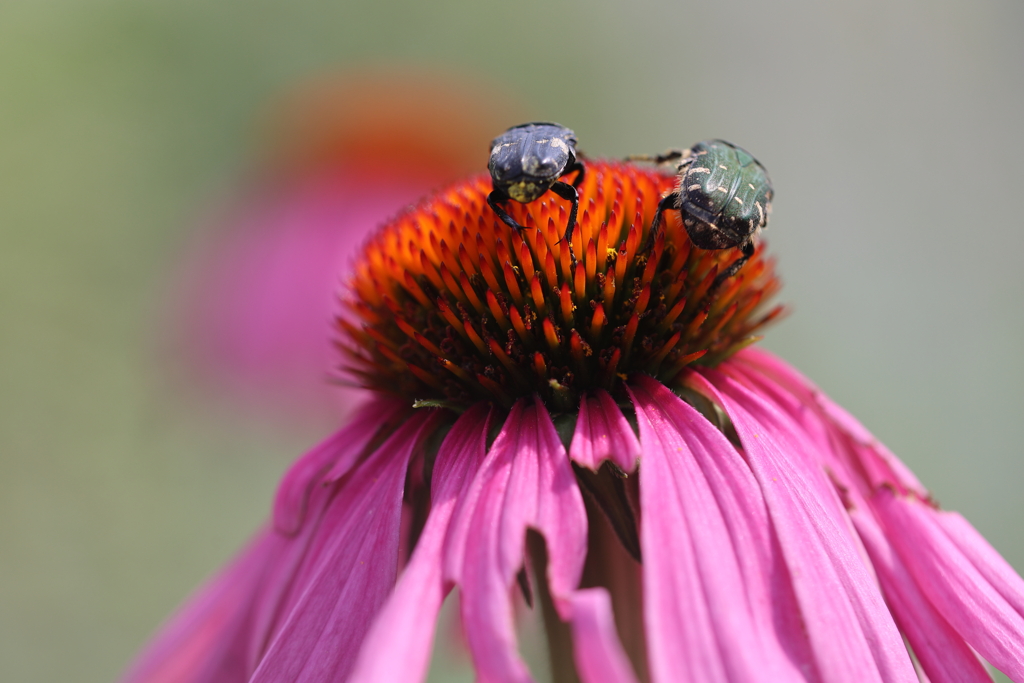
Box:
337;161;783;411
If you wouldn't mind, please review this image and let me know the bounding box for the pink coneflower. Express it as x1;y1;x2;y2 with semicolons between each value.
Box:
173;69;518;418
129;161;1024;682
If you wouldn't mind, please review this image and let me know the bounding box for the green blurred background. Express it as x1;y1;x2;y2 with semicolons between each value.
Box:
2;0;1023;680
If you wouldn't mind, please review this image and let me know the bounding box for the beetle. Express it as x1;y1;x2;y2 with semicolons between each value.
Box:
639;139;772;285
487;122;585;262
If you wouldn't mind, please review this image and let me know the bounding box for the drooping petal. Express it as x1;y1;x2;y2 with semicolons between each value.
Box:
517;399;632;683
570;390;641;473
249;410;439;683
850;506;992;682
628;375;814;683
873;490;1024;679
729;349;928;496
525;400;590;613
120;530;277;683
693;369;918;682
123;405;413;683
348;404;491;683
814;390;928;496
938;512;1024;620
273;398;407;535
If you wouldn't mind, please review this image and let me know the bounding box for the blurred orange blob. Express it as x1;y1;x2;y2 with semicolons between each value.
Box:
261;67;519;184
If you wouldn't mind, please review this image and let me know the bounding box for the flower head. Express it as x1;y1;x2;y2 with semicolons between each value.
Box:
339;161;782;411
127;157;1024;683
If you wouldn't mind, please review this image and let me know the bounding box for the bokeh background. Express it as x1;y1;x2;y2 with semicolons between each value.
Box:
2;0;1023;681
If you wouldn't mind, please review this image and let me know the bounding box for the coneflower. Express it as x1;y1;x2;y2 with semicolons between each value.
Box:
174;69;513;417
126;160;1024;682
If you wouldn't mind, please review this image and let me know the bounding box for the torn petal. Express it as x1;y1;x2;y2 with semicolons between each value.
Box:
448;399;590;683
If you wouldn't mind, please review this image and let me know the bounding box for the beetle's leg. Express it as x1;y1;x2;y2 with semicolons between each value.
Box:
565;158;585;188
710;239;756;291
627;149;689;166
674;155;695;174
487;190;527;233
689;240;756;315
658;149;687;165
641;191;680;254
548;180;579;266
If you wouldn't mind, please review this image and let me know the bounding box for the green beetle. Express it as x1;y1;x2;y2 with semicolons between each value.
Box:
642;140;773;284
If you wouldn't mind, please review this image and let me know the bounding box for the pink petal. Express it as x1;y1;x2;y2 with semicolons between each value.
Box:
447;399;589;683
348;404;492;683
567;588;640;683
937;511;1024;620
120;530;277;683
693;369;918;682
452;404;537;682
272;398;406;535
851;506;991;682
250;410;439;683
873;490;1024;679
569;390;641;473
628;376;813;683
320;399;410;484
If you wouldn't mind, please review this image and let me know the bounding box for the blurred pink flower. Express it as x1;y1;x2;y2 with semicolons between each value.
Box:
172;68;520;419
132;160;1024;681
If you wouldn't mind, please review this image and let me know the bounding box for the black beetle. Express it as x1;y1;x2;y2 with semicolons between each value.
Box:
638;139;772;286
487;122;585;262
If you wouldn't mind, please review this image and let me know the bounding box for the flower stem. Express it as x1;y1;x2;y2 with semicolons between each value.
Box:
527;530;580;683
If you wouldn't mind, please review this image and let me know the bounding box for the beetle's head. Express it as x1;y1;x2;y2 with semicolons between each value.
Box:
489;145;562;203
